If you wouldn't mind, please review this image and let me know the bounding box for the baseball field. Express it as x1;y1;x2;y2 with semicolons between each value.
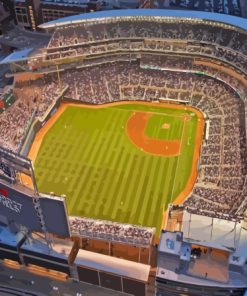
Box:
31;102;203;233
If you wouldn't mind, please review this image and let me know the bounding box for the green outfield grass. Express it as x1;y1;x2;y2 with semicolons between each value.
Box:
34;103;198;232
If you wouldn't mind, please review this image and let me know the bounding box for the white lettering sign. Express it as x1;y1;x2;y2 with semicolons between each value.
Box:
0;194;22;214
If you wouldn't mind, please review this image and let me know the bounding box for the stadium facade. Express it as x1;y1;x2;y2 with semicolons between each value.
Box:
0;9;247;296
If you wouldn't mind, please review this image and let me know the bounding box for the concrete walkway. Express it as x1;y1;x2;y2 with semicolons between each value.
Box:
0;262;129;296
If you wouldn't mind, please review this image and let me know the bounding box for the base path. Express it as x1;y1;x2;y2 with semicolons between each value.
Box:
126;112;182;157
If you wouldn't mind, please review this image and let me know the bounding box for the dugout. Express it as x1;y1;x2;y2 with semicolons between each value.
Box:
74;249;150;296
20;235;73;277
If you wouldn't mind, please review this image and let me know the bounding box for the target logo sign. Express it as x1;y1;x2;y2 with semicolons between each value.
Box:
0;188;8;197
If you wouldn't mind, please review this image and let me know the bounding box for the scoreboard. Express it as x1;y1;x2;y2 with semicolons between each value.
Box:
0;147;71;237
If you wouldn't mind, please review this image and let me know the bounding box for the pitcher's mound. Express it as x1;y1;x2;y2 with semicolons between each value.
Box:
162;123;170;129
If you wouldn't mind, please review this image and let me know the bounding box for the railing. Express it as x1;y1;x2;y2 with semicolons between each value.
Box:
17;110;36;154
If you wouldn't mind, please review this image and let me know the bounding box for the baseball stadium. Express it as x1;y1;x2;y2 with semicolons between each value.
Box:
0;9;247;296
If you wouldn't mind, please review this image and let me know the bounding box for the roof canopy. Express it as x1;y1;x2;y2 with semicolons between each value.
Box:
0;48;45;65
75;249;150;282
39;9;247;31
0;48;34;65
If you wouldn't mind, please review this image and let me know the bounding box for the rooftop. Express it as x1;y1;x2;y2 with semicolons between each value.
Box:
181;211;243;252
0;2;10;23
157;231;247;288
0;48;34;64
39;8;247;31
75;249;150;282
0;25;50;49
0;226;24;247
21;234;73;260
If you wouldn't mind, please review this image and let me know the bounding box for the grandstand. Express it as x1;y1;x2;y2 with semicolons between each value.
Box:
0;9;246;296
5;65;247;221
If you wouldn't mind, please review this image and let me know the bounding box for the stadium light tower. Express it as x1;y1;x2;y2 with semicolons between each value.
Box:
56;64;62;90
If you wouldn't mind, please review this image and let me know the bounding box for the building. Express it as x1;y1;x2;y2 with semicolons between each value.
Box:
0;1;13;34
14;0;41;30
156;206;247;296
14;0;102;30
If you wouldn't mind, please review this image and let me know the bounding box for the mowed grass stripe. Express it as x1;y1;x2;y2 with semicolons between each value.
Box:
116;152;140;211
149;158;169;228
150;158;174;229
70;130;101;214
158;159;173;227
98;117;132;219
118;153;144;223
130;155;152;225
70;164;88;215
141;157;161;226
59;130;85;191
67;132;89;193
141;158;159;226
79;130;110;217
91;110;127;170
102;111;129;170
132;156;154;225
100;136;126;208
70;129;103;211
91;113;128;217
121;154;143;223
111;152;136;221
106;151;132;220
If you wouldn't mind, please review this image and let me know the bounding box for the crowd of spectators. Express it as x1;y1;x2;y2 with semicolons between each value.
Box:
46;18;247;74
0;77;62;152
69;216;155;246
48;20;247;53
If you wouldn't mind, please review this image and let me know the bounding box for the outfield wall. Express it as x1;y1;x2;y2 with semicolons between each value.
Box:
20;86;68;158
